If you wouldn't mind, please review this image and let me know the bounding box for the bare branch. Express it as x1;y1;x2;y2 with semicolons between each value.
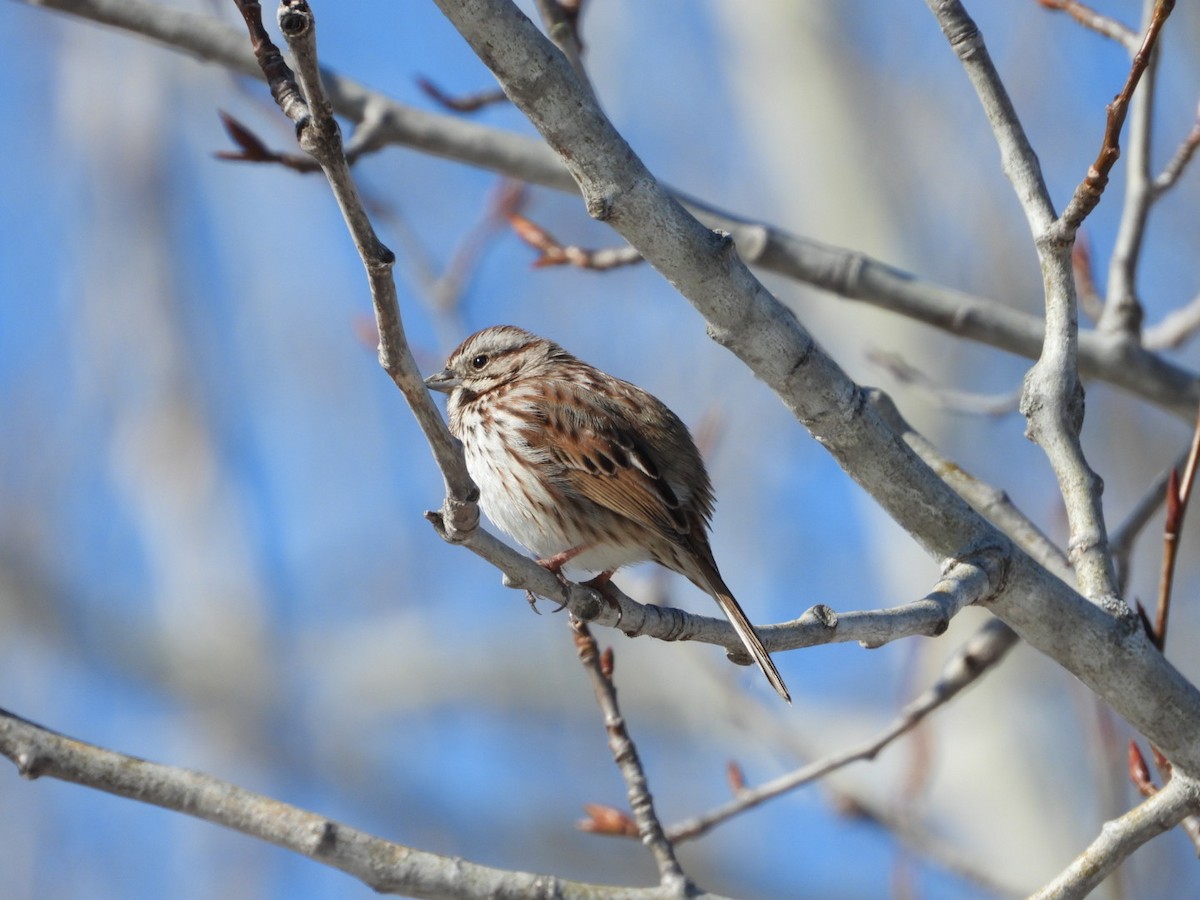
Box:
1031;774;1200;899
20;0;1200;423
0;707;708;898
666;617;1018;844
571;620;690;894
1152;102;1200;194
867;349;1021;417
1058;0;1176;233
1036;0;1139;49
416;77;508;113
510;213;643;269
1155;405;1200;649
1099;0;1165;338
926;0;1120;604
424;507;999;661
230;0;478;540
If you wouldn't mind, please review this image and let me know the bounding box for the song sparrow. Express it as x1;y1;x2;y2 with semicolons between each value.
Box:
425;325;790;701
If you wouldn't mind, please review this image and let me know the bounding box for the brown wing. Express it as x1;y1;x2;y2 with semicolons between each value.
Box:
521;378;705;539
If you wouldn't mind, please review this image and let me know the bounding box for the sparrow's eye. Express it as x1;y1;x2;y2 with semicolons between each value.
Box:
471;354;489;370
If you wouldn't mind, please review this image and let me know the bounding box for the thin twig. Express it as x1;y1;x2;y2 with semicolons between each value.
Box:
571;619;690;895
665;617;1019;843
416;77;508;113
1099;0;1163;338
1059;0;1176;232
1151;102;1200;194
509;213;644;270
1110;453;1183;594
1154;404;1200;649
216;109;320;170
866;349;1021;416
1036;0;1138;49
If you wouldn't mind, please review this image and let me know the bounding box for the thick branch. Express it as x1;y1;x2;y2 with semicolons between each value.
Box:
1031;774;1200;899
430;0;1200;777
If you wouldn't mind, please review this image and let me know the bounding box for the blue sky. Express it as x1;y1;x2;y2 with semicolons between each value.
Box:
2;2;1199;898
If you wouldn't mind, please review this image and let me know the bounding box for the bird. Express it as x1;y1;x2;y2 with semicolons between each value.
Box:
425;325;790;701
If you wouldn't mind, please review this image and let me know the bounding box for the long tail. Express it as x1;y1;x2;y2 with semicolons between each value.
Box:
689;550;790;702
676;536;791;702
710;586;791;703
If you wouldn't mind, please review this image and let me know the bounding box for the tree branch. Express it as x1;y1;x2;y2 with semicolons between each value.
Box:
926;0;1120;606
429;0;1200;779
1030;773;1200;899
571;620;689;894
666;617;1019;843
0;707;714;898
20;0;1200;423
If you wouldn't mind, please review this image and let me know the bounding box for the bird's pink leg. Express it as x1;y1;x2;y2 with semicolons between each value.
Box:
537;544;591;575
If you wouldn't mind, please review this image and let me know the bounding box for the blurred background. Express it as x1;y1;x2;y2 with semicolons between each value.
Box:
2;1;1200;897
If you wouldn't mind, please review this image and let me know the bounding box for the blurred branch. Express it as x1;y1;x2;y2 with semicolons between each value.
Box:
20;0;1200;423
666;617;1019;843
571;620;689;893
1110;454;1180;594
0;707;714;899
1100;0;1165;338
1143;293;1200;351
416;77;508;112
1072;234;1104;323
1035;0;1138;49
510;213;644;269
1154;405;1200;650
867;349;1021;416
1031;772;1200;899
1151;102;1200;194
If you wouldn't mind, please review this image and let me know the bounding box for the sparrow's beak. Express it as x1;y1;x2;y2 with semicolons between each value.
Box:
424;369;460;393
